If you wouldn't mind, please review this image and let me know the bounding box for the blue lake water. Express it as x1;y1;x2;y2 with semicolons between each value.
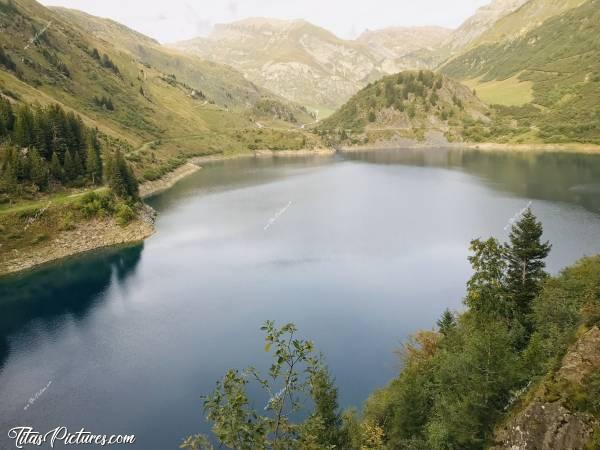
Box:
2;148;600;449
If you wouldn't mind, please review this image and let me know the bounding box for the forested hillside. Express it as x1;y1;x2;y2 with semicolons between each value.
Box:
317;70;489;145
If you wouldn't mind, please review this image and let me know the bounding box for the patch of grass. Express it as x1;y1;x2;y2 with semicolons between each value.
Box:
463;74;534;106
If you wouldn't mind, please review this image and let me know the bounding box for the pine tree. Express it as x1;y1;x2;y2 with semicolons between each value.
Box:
13;105;34;148
437;309;457;336
504;208;551;334
108;150;128;197
29;149;48;191
73;151;83;178
305;365;346;448
49;152;62;182
1;148;17;193
85;132;103;185
0;97;14;137
63;149;77;182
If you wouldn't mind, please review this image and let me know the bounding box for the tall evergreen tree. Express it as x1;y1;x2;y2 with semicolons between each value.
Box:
63;149;77;182
85;129;103;184
73;151;83;178
29;149;48;191
437;309;457;336
108;149;138;198
504;209;551;334
305;365;346;448
49;152;62;182
0;97;14;137
13;105;34;148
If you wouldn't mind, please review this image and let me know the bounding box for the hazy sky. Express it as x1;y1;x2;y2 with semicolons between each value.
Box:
40;0;491;43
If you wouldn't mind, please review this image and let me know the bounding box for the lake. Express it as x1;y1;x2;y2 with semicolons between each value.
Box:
2;148;600;449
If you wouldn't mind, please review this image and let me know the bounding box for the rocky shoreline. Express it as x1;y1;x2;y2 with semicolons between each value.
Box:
0;205;156;277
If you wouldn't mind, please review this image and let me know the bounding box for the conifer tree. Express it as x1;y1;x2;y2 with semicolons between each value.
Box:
1;153;17;192
504;209;551;334
49;152;62;182
63;149;76;182
109;150;139;198
73;151;83;178
437;309;457;336
305;365;346;448
0;97;14;137
29;149;48;191
13;105;34;148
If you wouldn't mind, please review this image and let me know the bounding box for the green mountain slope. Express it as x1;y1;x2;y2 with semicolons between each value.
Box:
318;70;489;145
470;0;588;47
441;0;600;144
50;7;313;122
0;0;318;180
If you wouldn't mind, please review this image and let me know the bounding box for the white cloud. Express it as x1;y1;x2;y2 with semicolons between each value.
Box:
40;0;491;43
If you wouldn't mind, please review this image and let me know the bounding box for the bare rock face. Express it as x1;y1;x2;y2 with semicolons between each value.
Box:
491;327;600;450
558;327;600;384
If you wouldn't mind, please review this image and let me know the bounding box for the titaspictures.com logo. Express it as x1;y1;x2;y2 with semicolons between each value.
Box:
7;427;136;448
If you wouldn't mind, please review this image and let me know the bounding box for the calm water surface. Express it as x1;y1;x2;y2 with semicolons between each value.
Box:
2;148;600;448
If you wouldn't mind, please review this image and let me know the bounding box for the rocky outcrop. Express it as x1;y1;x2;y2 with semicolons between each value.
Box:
491;327;600;450
0;205;155;276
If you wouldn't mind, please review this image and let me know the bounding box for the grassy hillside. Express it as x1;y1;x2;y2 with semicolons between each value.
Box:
441;0;600;144
317;70;489;145
0;0;320;182
50;7;314;123
470;0;588;47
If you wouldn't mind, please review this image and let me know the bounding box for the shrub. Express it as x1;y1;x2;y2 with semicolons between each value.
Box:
115;202;136;226
79;190;115;218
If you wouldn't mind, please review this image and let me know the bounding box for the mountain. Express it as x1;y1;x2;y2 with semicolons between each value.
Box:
0;0;316;181
470;0;588;47
172;18;386;115
172;20;453;115
356;26;452;72
442;0;530;53
441;0;600;144
50;8;312;121
317;70;489;146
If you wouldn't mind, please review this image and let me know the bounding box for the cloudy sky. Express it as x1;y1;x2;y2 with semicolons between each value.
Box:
40;0;491;43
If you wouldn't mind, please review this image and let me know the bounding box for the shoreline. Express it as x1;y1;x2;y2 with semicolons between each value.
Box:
0;205;156;277
339;140;600;154
141;147;336;199
2;140;597;278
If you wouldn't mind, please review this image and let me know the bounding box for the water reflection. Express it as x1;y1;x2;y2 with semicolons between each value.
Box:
0;245;143;371
344;148;600;213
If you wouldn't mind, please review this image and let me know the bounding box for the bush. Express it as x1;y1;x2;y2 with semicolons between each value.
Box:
79;190;115;218
115;202;136;226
